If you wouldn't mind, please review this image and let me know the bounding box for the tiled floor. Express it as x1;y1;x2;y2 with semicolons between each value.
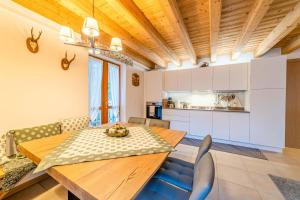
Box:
5;145;300;200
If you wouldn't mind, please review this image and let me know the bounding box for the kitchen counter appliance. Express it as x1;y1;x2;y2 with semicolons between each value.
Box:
146;102;162;119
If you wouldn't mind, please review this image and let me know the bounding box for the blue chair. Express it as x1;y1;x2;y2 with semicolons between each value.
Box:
154;135;212;191
135;152;215;200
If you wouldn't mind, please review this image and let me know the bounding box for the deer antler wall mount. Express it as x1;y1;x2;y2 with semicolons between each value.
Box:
61;51;76;70
26;27;42;53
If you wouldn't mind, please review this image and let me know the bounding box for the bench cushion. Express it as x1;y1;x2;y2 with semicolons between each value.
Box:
60;116;90;132
0;157;35;191
0;133;9;165
10;122;61;145
135;178;190;200
154;157;194;191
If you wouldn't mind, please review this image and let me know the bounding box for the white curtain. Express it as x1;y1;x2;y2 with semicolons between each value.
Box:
88;58;103;126
108;63;120;122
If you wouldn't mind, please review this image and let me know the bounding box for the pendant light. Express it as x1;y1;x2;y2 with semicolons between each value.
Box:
82;0;99;37
59;26;75;43
110;37;123;51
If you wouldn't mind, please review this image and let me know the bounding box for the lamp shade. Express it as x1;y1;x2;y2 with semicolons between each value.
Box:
110;37;122;51
82;17;99;37
59;26;75;43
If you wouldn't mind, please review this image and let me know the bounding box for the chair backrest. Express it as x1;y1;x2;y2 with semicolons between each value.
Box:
189;152;215;200
128;117;146;125
195;135;212;164
149;119;170;129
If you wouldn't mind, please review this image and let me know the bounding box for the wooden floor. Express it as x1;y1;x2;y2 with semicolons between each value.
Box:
5;146;300;200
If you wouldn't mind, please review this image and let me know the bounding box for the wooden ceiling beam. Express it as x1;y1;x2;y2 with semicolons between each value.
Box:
282;35;300;54
160;0;197;64
232;0;273;60
255;1;300;57
209;0;222;62
55;0;166;67
105;0;180;66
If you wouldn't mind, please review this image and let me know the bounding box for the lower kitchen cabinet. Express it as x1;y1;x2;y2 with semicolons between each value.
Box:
212;112;230;140
170;121;189;133
229;113;250;143
189;111;212;137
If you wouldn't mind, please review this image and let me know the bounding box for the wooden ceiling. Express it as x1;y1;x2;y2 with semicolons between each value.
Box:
13;0;300;69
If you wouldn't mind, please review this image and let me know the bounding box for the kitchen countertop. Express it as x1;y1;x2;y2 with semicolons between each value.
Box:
163;107;250;113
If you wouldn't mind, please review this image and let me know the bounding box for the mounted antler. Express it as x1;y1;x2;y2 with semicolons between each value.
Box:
61;51;76;70
26;27;43;53
31;27;42;42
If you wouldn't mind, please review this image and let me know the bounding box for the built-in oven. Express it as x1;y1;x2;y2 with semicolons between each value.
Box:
146;102;162;119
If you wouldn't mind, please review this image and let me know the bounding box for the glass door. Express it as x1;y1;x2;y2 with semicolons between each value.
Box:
88;57;103;126
89;56;120;125
108;63;120;123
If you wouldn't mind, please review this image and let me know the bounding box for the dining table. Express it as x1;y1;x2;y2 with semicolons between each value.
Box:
18;126;186;200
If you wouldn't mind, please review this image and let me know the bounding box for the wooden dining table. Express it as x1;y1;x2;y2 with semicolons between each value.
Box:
18;126;186;200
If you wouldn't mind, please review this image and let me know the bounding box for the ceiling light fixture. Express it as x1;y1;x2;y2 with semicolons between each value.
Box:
59;26;75;43
110;37;123;52
58;0;132;65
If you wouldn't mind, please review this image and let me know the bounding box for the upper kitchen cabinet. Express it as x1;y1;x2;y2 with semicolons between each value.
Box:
164;70;178;91
191;67;213;91
144;71;163;102
164;69;192;92
213;66;229;90
178;69;192;91
251;56;287;89
229;63;248;90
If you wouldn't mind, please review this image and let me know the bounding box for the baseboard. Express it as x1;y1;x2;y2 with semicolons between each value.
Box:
185;134;283;153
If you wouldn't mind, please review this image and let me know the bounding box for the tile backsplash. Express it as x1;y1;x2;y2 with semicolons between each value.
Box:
164;91;246;107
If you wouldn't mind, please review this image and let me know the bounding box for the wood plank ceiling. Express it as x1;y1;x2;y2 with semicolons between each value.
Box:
12;0;300;69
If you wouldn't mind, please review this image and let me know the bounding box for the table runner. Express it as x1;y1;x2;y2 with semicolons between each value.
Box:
34;126;174;173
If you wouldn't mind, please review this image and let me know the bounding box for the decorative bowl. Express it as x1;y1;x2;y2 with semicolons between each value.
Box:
104;124;129;137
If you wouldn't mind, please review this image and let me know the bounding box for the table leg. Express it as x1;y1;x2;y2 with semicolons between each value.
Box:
68;191;80;200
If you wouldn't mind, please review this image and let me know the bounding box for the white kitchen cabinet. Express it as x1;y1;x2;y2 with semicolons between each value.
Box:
250;89;285;148
229;63;248;90
251;56;287;89
164;71;178;91
191;67;213;91
178;69;192;91
162;109;189;122
144;71;163;102
189;111;213;137
213;66;230;90
212;112;230;140
162;109;189;134
170;121;189;133
230;112;250;143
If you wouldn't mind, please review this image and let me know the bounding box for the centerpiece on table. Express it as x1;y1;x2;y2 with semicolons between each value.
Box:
104;123;129;137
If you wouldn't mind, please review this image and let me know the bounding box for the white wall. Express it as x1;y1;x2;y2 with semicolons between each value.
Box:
0;1;89;133
125;67;145;121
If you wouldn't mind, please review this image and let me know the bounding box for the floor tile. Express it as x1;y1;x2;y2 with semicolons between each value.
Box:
35;185;67;200
217;164;254;189
6;184;46;200
263;151;300;166
274;163;300;181
243;157;281;176
248;172;284;200
259;192;285;200
39;177;58;190
218;179;261;200
215;151;245;169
